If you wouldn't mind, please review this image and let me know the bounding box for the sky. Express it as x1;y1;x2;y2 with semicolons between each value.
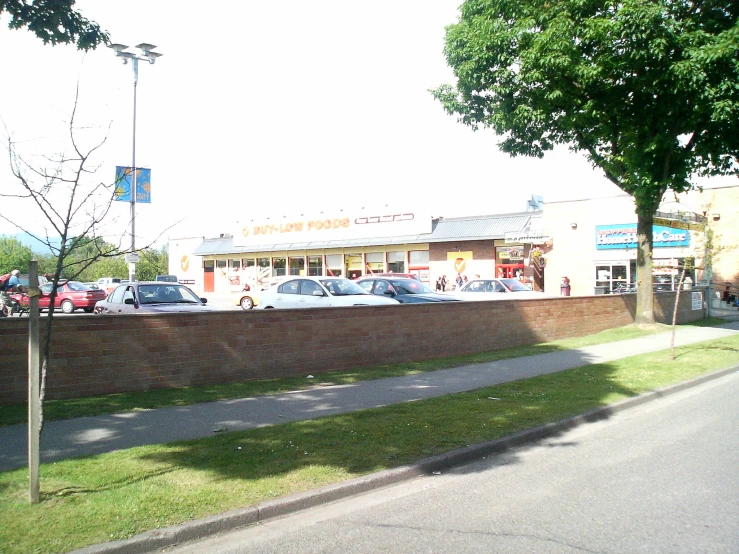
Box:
0;0;731;250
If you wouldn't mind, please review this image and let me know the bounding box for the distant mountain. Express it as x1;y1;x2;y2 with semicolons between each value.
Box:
10;232;61;254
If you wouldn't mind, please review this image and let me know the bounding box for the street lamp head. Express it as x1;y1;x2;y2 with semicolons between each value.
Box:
145;51;163;64
108;43;129;53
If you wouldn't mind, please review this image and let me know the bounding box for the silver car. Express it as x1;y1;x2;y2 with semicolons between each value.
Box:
94;282;218;314
257;277;399;309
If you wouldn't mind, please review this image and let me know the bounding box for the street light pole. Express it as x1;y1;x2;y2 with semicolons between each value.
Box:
108;42;162;281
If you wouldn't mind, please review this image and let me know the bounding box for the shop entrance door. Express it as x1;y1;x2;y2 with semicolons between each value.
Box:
496;265;523;278
204;260;214;293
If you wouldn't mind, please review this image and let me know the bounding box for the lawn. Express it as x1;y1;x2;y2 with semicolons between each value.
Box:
1;330;737;554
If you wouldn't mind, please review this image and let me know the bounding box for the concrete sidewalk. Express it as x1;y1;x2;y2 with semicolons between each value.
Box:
2;321;739;472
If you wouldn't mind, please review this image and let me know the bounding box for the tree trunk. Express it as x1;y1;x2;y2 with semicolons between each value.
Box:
634;211;655;324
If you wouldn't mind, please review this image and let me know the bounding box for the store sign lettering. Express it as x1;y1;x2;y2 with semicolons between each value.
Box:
243;218;351;237
595;224;690;249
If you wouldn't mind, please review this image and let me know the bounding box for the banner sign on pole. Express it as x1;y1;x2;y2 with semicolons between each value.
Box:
114;167;152;203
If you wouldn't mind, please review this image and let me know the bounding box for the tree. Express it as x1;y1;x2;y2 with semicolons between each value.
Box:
1;0;108;50
135;245;169;281
0;235;33;274
432;0;739;324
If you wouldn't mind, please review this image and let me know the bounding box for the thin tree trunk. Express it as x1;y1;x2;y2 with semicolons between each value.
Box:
670;266;687;360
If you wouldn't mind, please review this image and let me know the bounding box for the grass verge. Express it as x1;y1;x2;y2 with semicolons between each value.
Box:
1;333;738;554
0;324;667;426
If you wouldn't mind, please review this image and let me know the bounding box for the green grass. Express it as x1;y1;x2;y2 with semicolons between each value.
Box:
1;332;738;554
0;323;666;426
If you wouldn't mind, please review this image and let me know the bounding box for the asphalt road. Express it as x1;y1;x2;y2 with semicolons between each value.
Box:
162;371;739;554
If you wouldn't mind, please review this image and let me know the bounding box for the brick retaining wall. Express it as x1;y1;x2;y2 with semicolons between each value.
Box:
0;292;704;405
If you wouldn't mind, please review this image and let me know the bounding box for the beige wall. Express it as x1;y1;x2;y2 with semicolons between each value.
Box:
543;185;739;295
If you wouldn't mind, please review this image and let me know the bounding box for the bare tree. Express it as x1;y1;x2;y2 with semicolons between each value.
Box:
2;85;127;429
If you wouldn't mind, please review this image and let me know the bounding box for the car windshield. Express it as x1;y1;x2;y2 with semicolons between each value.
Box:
388;279;434;294
138;284;201;304
319;278;370;296
499;279;532;292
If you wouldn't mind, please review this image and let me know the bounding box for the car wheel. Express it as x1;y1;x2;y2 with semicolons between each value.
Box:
61;300;75;314
240;296;254;310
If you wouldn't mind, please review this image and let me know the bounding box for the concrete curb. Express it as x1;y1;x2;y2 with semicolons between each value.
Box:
71;364;739;554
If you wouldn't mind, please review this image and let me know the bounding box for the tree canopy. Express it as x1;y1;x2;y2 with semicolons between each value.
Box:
432;0;738;322
1;0;108;50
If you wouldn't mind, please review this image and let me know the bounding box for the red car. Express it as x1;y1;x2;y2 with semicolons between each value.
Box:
13;280;107;314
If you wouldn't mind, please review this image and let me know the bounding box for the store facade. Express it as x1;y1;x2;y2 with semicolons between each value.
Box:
172;209;549;294
542;184;739;297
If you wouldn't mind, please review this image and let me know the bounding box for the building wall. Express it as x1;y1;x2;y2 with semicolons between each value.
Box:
0;290;705;405
543;185;739;296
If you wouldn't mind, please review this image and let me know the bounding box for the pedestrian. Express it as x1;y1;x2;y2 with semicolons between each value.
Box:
435;276;442;292
463;274;468;284
455;273;463;289
441;275;447;291
7;270;21;292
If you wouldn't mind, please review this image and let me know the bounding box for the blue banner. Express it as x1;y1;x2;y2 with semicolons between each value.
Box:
114;167;152;204
595;224;690;249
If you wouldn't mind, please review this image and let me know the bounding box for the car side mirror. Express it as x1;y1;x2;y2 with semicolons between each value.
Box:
312;290;324;297
200;297;208;304
124;298;135;305
383;290;396;296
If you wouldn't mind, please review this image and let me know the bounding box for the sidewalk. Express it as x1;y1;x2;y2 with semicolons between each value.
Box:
2;320;739;472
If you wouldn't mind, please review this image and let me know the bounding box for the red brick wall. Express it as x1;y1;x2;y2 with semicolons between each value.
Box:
0;291;704;405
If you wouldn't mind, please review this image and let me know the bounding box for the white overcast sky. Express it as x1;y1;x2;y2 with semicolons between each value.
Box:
1;0;730;248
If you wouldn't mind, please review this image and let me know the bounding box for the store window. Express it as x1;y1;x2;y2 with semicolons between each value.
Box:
409;250;430;283
229;259;240;270
308;255;323;276
345;253;363;279
594;264;627;294
243;258;256;287
257;257;270;287
366;252;384;274
325;254;343;277
289;256;305;276
216;259;227;270
387;251;405;273
272;257;286;277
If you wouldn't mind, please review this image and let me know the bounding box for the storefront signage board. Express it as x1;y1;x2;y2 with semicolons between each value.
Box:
691;292;703;311
653;217;706;232
233;209;431;248
504;231;550;244
595;224;690;250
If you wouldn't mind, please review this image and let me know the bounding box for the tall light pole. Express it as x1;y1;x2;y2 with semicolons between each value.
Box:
108;42;162;281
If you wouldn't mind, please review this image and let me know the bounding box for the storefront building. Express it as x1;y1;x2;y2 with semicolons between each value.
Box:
541;184;739;297
171;209;549;294
171;184;737;298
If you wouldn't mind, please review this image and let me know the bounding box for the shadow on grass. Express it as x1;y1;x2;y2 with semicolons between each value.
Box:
131;359;637;485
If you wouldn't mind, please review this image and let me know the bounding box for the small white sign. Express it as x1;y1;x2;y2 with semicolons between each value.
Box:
125;252;141;263
691;291;703;311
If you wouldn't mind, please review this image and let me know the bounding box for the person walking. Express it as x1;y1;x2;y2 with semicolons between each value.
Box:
7;269;21;292
435;276;442;292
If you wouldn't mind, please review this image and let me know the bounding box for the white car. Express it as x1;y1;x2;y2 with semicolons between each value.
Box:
257;277;399;309
454;278;553;301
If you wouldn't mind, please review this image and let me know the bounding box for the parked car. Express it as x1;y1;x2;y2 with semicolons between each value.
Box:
356;276;460;303
155;274;179;283
257;277;399;309
83;282;102;290
454;278;552;301
94;282;218;314
13;280;107;313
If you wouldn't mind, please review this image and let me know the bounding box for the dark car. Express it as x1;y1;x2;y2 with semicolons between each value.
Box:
13;280;106;314
94;282;218;314
356;276;460;303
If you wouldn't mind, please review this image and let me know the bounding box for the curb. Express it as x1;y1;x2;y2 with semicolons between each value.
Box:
71;364;739;554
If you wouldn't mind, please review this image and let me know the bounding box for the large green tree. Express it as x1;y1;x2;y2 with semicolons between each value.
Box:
0;235;32;274
432;0;739;323
1;0;107;50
